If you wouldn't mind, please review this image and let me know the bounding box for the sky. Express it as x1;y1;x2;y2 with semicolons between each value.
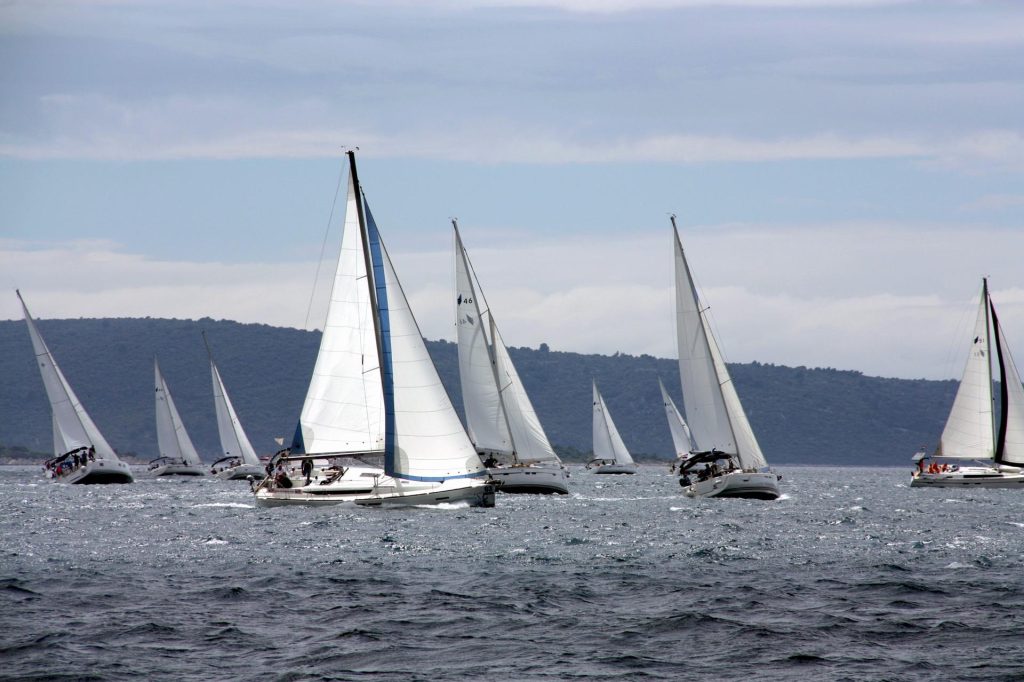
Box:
1;0;1023;380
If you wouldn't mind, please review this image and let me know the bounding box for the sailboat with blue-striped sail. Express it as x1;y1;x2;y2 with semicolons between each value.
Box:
254;151;496;507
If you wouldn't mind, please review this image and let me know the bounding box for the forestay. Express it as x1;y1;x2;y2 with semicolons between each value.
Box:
154;360;203;467
937;286;995;460
592;383;634;465
294;174;385;456
20;292;119;461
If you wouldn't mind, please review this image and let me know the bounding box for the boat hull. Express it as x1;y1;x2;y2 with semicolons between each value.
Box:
591;463;637;475
487;463;569;494
51;459;134;485
254;477;496;508
213;464;266;480
910;469;1024;488
149;463;206;477
683;471;780;500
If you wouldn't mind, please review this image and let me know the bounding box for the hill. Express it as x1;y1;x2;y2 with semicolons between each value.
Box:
0;317;956;466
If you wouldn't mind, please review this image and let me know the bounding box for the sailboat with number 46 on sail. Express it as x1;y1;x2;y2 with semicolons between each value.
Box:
911;278;1024;488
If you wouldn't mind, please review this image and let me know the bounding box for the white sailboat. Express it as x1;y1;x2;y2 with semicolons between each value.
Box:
205;335;266;480
255;151;496;507
453;222;570;494
149;358;206;476
670;217;781;500
911;279;1024;488
659;377;694;463
18;291;133;484
587;381;637;474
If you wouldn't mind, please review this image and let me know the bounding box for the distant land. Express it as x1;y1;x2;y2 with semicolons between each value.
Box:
0;317;958;466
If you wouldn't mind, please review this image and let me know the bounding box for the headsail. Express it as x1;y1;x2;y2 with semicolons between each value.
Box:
363;202;485;481
154;359;203;467
293;172;385;456
19;291;119;461
936;282;995;460
592;382;634;465
672;220;767;469
991;298;1024;466
207;348;261;466
659;378;694;457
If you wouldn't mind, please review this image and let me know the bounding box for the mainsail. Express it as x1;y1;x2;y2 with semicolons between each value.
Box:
592;382;634;465
292;172;385;456
659;378;694;457
454;224;560;465
19;291;119;461
209;353;261;466
673;220;767;470
154;359;203;467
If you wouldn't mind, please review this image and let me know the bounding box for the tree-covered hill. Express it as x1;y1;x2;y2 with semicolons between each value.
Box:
0;317;956;466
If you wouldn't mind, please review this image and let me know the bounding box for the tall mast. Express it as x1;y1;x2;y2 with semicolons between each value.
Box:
349;150;386;394
454;219;520;462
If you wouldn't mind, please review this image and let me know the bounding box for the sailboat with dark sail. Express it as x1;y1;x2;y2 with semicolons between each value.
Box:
911;279;1024;488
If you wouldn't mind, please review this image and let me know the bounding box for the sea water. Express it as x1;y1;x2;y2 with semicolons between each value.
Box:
1;465;1022;681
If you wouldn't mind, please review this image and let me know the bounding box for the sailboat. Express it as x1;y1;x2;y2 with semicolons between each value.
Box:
18;291;133;484
205;335;266;480
587;382;637;474
659;377;694;463
911;279;1024;488
669;217;781;500
254;151;496;507
453;222;570;494
149;358;206;476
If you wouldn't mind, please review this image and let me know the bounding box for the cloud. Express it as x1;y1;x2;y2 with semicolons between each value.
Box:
5;223;1023;381
961;194;1024;212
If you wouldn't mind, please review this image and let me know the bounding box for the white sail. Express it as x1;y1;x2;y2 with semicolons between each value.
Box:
366;207;485;481
491;324;559;463
19;292;119;461
937;288;995;460
454;230;513;454
210;358;261;466
154;359;203;466
296;174;385;455
673;225;767;469
592;382;634;464
993;306;1024;466
659;378;694;457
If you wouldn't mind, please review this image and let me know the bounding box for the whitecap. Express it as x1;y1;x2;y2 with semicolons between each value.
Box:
192;503;253;509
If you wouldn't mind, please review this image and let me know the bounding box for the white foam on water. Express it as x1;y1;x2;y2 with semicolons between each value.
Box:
204;538;228;545
192;503;253;509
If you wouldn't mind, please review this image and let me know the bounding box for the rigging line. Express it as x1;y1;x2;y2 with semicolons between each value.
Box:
303;156;348;331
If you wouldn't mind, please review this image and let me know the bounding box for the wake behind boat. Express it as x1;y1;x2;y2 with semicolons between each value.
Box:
911;279;1024;489
453;221;570;494
668;217;781;500
19;291;133;485
587;381;637;474
254;152;496;508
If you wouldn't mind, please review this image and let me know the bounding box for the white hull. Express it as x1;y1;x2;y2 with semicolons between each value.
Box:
911;467;1024;488
149;462;206;477
487;463;569;494
591;463;637;475
213;463;266;480
254;474;496;508
683;470;780;500
49;459;134;485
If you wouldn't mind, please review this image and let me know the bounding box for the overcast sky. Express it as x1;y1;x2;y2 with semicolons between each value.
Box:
2;0;1023;380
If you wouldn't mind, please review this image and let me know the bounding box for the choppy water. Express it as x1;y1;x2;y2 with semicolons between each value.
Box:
2;465;1023;681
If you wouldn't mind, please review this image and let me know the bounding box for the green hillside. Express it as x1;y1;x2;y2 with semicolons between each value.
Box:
0;317;956;465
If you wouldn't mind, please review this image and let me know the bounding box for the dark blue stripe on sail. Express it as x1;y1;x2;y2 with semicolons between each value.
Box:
365;203;398;477
289;421;305;454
